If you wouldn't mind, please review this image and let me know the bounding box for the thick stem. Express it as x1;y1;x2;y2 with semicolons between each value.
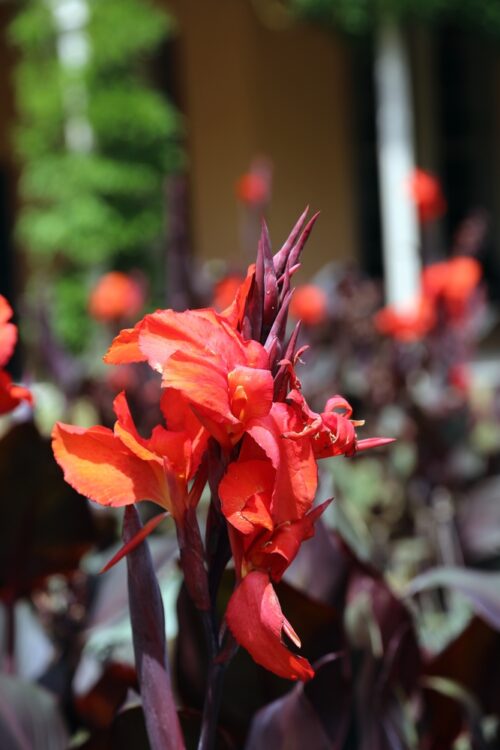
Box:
197;660;227;750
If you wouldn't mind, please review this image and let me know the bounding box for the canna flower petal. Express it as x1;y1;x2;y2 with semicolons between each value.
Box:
227;365;273;422
220;264;255;329
219;459;275;534
138;308;268;374
52;423;169;508
284;389;391;459
247;498;332;582
225;570;314;681
104;325;146;364
245;403;318;524
136;309;273;447
160;389;208;475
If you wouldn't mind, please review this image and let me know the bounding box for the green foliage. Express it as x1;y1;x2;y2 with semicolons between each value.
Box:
10;0;181;354
288;0;500;35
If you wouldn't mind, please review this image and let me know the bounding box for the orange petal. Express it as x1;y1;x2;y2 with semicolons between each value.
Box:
104;325;146;365
52;423;168;509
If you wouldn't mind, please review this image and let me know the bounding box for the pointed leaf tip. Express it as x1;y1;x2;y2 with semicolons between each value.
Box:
100;512;168;574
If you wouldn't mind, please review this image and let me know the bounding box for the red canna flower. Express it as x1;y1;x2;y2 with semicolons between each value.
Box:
289;284;328;326
89;272;145;322
409;168;446;223
52;210;393;687
0;295;33;415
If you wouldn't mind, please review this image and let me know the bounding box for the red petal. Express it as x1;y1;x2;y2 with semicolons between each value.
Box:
248;499;332;581
246;404;317;524
220;264;255;328
113;391;158;461
219;459;274;534
226;571;314;681
227;366;273;422
52;423;168;508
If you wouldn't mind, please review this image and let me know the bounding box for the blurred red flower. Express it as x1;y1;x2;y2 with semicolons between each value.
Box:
409;168;446;223
213;274;245;312
235;173;269;206
375;298;436;342
289;284;328;326
0;295;33;414
422;256;482;320
89;272;144;322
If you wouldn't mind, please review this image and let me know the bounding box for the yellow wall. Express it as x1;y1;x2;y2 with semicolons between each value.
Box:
165;0;357;277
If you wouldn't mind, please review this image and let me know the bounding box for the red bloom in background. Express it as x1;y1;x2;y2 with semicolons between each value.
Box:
89;272;145;322
0;296;17;366
0;296;33;415
289;284;328;326
236;173;269;206
409;168;447;223
375;298;436;342
422;256;482;320
213;274;246;312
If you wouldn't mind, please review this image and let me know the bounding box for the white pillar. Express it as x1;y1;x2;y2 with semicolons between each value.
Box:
49;0;93;153
374;19;420;310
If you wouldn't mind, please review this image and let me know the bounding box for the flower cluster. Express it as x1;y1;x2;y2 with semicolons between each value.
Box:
53;213;392;681
0;296;32;415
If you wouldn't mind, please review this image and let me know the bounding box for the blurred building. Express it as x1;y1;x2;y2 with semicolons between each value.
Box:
1;0;500;292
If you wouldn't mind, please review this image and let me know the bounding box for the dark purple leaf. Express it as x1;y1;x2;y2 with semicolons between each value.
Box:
244;676;333;750
303;654;352;748
259;221;279;336
125;505;185;750
263;288;292;370
286;211;320;273
273;207;309;277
